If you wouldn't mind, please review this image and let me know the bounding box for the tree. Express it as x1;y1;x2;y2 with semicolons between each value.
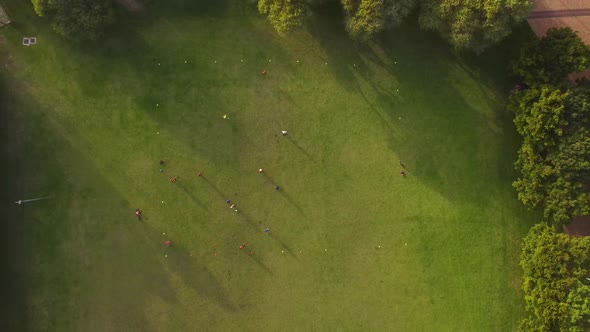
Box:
341;0;417;40
419;0;534;53
519;223;590;331
543;128;590;223
511;86;590;224
258;0;306;35
31;0;114;41
512;85;570;148
513;27;590;86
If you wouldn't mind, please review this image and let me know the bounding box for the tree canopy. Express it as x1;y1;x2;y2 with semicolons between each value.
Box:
258;0;306;35
513;27;590;86
341;0;417;41
520;223;590;331
510;85;590;224
419;0;534;53
257;0;530;51
31;0;114;41
510;26;590;225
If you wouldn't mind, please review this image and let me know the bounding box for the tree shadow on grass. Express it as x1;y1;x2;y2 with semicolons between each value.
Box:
0;78;244;329
306;13;523;207
57;127;242;326
149;229;240;311
261;172;307;217
0;75;35;332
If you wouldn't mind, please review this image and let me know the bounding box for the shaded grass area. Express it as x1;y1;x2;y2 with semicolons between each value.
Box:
0;1;538;330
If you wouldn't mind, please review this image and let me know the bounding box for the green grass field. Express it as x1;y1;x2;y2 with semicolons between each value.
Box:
0;1;539;330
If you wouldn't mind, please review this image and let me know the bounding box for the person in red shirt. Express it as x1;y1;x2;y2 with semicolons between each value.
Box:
239;244;246;250
165;240;172;246
170;177;177;183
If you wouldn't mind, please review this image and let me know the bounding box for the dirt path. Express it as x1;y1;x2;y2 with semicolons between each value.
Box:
529;8;590;19
564;215;590;236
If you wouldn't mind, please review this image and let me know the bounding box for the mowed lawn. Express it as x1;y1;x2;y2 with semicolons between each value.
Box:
0;1;538;331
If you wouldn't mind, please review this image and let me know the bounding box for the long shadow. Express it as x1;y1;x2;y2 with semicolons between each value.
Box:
261;173;307;217
201;176;263;231
162;240;240;310
202;173;298;259
0;91;180;329
0;71;246;328
307;12;523;207
0;75;32;332
177;181;208;211
201;176;228;200
284;135;316;161
454;22;536;95
244;250;273;274
269;233;298;258
378;22;526;204
279;189;307;218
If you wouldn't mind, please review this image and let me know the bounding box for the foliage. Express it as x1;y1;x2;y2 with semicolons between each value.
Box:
256;0;529;49
419;0;534;53
258;0;306;35
512;86;569;148
513;27;590;86
511;86;590;224
519;223;590;331
31;0;54;16
31;0;114;41
341;0;417;40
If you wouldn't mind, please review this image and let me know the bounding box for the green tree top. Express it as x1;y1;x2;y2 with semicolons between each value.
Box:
258;0;306;35
520;223;590;331
419;0;534;53
513;27;590;86
511;86;590;224
341;0;417;41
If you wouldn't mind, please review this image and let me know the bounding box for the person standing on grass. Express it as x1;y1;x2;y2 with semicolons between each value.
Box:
400;169;406;177
170;177;177;183
135;209;142;220
165;240;172;246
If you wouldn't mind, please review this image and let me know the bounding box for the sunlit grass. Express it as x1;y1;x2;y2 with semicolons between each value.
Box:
0;1;537;330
